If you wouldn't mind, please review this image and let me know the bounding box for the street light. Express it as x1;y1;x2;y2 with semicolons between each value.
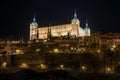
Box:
110;44;116;51
16;49;21;54
40;64;47;69
57;64;65;70
2;62;7;68
53;48;59;53
20;63;29;68
81;65;87;71
105;67;114;73
112;45;116;48
60;64;64;68
97;49;101;53
106;67;111;73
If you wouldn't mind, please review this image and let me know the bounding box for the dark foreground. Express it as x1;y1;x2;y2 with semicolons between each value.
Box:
0;69;120;80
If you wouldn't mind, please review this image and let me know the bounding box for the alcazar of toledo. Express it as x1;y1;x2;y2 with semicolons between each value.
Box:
30;11;90;40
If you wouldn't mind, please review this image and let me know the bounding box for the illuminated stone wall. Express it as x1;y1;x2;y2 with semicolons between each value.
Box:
38;24;85;39
29;11;91;40
30;23;38;40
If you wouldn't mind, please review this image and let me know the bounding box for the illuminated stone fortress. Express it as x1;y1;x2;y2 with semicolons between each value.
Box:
30;11;90;40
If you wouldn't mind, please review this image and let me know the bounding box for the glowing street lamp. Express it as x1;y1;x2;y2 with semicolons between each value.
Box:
112;45;116;48
105;67;114;73
106;67;111;72
110;44;116;51
106;67;111;73
53;48;59;53
20;63;29;68
97;49;101;53
57;64;65;70
16;49;21;54
60;64;64;68
43;39;47;42
40;64;47;69
36;48;40;52
81;65;87;71
2;62;7;68
110;47;114;51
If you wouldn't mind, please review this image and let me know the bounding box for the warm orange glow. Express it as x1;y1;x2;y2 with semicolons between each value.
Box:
81;66;87;71
97;49;101;53
20;63;29;68
112;45;116;48
16;49;22;54
107;67;111;71
53;49;59;53
43;39;47;42
36;48;40;52
2;62;7;68
60;64;64;68
40;64;47;69
105;67;114;73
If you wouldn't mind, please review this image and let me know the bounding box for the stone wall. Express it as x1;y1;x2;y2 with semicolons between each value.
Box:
0;53;119;73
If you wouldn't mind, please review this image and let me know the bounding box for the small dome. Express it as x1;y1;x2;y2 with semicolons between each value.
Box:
31;16;37;24
72;17;78;20
31;21;37;24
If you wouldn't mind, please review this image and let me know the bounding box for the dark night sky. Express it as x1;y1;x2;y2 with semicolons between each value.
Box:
0;0;120;40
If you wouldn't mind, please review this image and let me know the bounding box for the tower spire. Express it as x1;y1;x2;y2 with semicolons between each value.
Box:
31;14;37;24
72;9;79;20
71;9;80;25
73;9;78;20
33;14;36;22
85;19;90;36
85;19;88;28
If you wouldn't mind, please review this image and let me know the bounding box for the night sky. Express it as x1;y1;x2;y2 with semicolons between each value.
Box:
0;0;120;40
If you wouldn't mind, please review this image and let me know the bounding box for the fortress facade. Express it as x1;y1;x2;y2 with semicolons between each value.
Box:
30;11;90;40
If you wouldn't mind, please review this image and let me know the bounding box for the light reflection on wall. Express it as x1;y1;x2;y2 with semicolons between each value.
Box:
38;24;81;39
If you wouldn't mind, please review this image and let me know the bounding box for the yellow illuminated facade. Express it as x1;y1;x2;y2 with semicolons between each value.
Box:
30;17;38;40
30;11;90;40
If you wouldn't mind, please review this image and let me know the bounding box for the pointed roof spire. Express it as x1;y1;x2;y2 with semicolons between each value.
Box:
32;14;37;24
73;9;78;20
33;14;36;22
85;19;88;28
74;9;77;18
